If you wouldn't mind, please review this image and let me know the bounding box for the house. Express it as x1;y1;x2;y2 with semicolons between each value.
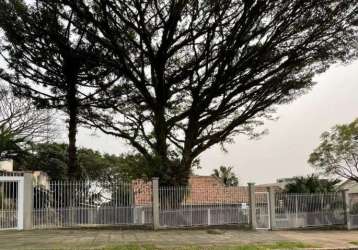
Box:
338;180;358;206
338;179;358;194
133;175;282;206
0;160;49;188
132;176;282;226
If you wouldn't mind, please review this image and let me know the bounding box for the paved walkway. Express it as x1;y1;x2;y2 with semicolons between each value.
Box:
0;229;357;249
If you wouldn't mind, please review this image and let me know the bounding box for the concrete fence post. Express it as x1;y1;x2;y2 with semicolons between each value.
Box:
152;177;160;230
248;183;257;230
141;209;145;225
23;173;33;230
268;186;276;230
342;189;351;230
208;208;211;225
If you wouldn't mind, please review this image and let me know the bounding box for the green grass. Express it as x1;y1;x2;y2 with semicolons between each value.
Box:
206;229;225;235
350;241;358;245
102;241;317;250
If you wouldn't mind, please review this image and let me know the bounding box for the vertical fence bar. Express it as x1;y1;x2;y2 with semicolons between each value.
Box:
17;178;24;230
1;181;3;229
152;177;160;230
248;183;256;230
295;195;298;227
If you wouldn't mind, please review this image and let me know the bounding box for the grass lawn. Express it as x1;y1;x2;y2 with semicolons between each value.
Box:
103;241;317;250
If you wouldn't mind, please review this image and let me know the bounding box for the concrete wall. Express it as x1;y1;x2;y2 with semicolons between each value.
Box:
0;160;13;172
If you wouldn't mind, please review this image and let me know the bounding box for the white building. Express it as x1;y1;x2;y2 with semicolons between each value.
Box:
0;159;14;172
339;179;358;194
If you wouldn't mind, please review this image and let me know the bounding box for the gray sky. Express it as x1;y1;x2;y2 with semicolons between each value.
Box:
70;61;358;184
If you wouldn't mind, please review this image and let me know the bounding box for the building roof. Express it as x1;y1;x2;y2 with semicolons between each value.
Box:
133;175;282;206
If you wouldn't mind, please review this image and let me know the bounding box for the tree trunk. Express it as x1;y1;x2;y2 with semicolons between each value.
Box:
64;58;81;180
177;151;192;185
153;107;170;182
173;114;199;186
67;101;80;179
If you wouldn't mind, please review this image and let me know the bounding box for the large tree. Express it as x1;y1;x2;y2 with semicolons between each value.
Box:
309;118;358;182
0;0;114;179
60;0;357;185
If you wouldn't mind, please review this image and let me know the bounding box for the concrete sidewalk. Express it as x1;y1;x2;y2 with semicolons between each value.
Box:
0;229;357;249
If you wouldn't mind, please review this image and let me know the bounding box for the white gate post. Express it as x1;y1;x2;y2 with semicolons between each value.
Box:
248;183;256;230
268;186;276;230
342;189;351;230
152;177;160;230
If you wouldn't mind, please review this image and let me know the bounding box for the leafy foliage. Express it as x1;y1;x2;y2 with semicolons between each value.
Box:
15;143;144;181
0;0;357;185
0;127;24;160
212;166;239;186
309;118;358;182
63;0;357;185
0;1;114;179
284;175;340;193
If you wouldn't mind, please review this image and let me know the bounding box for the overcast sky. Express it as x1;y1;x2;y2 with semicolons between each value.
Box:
66;61;358;185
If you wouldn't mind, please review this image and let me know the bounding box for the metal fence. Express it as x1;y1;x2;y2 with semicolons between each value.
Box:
255;192;270;229
159;186;249;228
0;172;357;231
349;194;358;229
0;180;18;230
274;193;345;229
32;180;152;229
0;171;24;177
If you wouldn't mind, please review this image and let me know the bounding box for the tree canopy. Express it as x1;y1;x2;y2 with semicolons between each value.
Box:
15;142;145;181
0;0;357;185
0;128;24;160
284;175;340;193
309;118;358;182
0;0;114;179
212;166;239;186
65;0;357;185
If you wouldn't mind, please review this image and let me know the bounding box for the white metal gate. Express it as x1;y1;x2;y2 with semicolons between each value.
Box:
274;193;345;229
349;193;358;229
0;176;24;230
159;186;250;228
255;192;270;229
